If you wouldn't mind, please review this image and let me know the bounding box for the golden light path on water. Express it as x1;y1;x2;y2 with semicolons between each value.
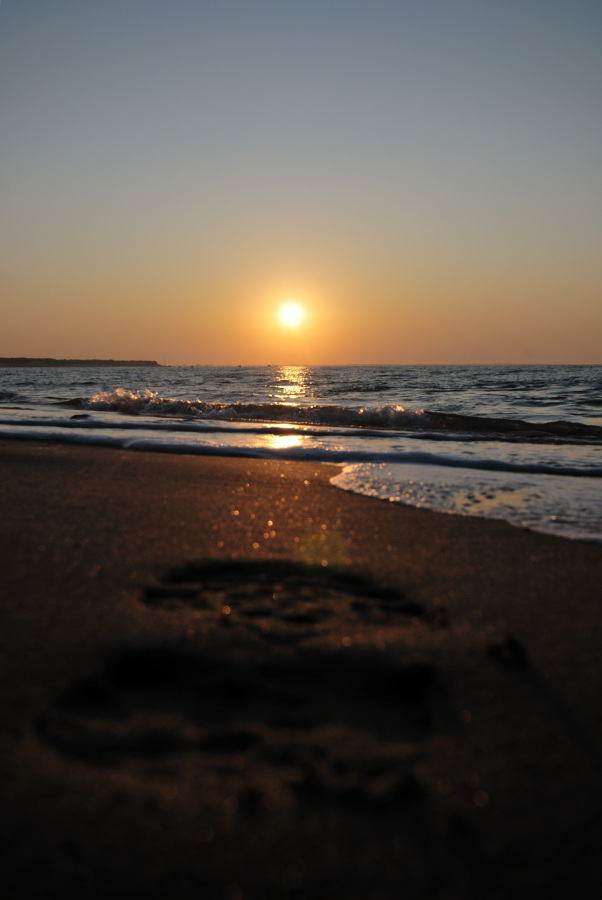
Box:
271;365;310;401
268;433;304;451
266;368;309;451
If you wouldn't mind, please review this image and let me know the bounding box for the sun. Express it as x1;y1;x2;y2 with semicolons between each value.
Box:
278;301;304;328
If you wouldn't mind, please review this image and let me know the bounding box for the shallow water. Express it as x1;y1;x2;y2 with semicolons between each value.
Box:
1;364;601;542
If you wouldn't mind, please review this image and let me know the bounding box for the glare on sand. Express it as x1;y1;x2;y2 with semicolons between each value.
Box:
278;301;304;327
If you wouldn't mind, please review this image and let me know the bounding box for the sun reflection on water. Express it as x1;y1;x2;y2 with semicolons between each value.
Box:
272;365;311;403
268;433;304;450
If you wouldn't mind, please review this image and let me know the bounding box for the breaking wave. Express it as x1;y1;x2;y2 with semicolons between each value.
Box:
66;388;602;443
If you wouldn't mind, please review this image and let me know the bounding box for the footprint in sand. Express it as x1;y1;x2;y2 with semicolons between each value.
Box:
141;559;448;643
35;560;452;815
36;643;440;769
33;561;491;894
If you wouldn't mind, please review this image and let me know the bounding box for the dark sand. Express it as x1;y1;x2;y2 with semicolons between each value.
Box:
1;440;601;899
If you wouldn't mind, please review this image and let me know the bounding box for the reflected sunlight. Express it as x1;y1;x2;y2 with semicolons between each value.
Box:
268;433;304;450
273;365;310;401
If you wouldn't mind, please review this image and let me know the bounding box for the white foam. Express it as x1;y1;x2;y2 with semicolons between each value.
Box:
331;462;602;544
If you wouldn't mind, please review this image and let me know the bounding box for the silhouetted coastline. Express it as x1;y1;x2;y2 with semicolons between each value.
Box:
0;358;160;367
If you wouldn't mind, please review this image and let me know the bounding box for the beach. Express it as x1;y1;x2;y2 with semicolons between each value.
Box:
1;439;601;898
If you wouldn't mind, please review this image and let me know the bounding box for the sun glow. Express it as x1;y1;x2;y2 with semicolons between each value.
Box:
278;301;305;328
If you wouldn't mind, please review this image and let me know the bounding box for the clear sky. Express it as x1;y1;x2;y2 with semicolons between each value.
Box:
1;0;601;365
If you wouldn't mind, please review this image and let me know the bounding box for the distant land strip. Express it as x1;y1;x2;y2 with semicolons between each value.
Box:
0;358;161;368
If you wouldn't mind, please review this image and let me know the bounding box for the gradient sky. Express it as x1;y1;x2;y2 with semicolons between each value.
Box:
1;0;601;365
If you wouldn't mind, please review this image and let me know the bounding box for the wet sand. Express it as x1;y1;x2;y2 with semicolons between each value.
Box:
1;439;601;899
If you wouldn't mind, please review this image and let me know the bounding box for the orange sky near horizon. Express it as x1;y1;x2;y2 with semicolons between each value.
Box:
1;1;601;366
4;251;599;366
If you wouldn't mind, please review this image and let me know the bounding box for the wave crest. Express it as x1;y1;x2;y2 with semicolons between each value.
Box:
74;389;602;441
81;390;425;429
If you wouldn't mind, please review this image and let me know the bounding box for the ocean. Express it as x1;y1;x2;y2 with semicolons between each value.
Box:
1;364;601;543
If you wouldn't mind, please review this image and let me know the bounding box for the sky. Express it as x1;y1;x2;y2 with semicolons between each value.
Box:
1;0;601;365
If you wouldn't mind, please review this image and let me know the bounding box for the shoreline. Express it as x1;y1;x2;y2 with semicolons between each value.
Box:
2;429;600;547
2;439;601;897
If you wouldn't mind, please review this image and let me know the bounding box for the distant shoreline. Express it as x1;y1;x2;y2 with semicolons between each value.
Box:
0;358;161;368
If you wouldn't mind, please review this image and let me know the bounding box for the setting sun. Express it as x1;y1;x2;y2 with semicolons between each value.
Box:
278;301;305;328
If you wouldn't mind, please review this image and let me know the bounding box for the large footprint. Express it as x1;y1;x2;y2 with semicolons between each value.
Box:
141;559;447;644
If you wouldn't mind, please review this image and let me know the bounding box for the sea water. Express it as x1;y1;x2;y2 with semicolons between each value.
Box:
1;364;601;543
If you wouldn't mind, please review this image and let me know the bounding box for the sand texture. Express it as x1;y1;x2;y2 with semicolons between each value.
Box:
1;441;601;899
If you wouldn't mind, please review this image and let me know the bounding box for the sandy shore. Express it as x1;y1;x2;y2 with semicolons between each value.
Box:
1;439;601;899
